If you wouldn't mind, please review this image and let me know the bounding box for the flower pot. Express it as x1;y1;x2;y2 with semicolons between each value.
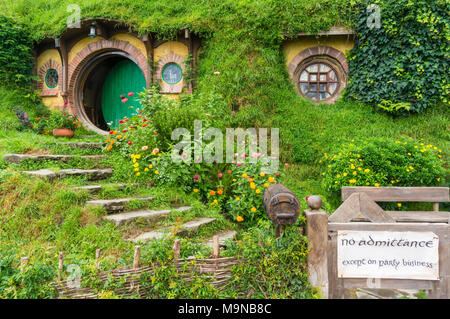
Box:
52;128;74;137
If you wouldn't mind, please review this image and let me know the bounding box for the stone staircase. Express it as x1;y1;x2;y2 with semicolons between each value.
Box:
4;141;237;251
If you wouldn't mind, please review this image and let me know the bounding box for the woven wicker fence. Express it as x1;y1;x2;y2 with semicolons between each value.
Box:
54;237;240;299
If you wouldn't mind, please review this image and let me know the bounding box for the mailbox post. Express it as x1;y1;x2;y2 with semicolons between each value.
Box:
263;184;301;238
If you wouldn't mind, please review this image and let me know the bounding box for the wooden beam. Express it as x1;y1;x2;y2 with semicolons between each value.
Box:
342;187;449;203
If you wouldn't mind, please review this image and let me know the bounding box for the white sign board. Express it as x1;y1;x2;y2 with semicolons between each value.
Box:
337;231;439;280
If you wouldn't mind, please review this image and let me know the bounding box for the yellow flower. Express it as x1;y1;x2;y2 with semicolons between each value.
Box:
343;173;348;176
364;169;370;173
391;180;395;184
358;167;362;171
134;168;139;172
350;164;355;170
251;207;257;213
337;174;341;178
374;183;380;187
149;165;153;169
250;182;256;189
135;154;141;159
353;171;357;175
158;153;162;157
144;168;149;172
255;189;261;194
136;172;140;176
154;170;159;175
117;135;122;139
248;178;253;183
260;172;266;177
268;176;275;183
134;163;139;167
236;216;244;222
397;203;402;207
264;182;270;188
322;172;326;176
242;173;247;178
236;197;240;201
232;178;237;182
349;179;356;184
193;189;199;193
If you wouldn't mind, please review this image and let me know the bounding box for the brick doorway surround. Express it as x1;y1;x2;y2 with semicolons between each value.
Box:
67;39;150;116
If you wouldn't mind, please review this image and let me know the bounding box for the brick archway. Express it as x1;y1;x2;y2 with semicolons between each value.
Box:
67;39;150;114
38;59;63;97
288;46;348;81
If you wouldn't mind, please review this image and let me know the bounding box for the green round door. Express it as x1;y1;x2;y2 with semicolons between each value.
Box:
101;59;146;128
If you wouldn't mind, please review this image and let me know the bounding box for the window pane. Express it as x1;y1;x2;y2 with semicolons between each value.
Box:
320;64;330;72
300;83;308;93
310;74;317;81
309;84;317;91
329;83;337;94
307;64;318;72
300;71;308;81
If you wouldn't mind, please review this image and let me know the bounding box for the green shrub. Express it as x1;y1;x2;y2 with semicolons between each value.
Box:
0;15;34;87
321;137;446;193
346;0;449;114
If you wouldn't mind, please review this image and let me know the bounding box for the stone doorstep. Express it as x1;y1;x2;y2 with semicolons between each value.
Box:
85;196;156;212
59;168;113;181
22;169;58;180
103;206;192;226
4;154;106;163
206;230;237;248
52;142;105;149
130;217;217;243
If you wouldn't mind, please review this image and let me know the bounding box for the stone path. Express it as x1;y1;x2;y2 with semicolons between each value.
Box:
5;141;236;252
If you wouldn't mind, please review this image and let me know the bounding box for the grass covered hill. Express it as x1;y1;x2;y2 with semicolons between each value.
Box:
0;0;448;299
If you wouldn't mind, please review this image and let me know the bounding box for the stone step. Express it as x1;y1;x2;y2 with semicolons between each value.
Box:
85;196;155;213
73;183;128;194
59;168;113;181
22;169;58;180
130;218;216;243
53;142;104;149
4;153;106;164
22;168;113;181
206;230;237;248
103;206;192;226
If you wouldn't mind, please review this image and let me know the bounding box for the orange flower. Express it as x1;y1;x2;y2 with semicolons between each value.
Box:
236;216;244;222
217;189;223;195
193;189;199;193
210;190;216;196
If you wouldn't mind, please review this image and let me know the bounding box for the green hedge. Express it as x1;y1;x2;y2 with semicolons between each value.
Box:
0;15;33;87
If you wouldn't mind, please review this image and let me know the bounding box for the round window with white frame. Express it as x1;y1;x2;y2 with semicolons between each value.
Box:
296;57;346;103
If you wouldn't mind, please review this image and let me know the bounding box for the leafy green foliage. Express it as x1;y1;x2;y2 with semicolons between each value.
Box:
0;15;34;87
321;137;446;193
346;0;450;113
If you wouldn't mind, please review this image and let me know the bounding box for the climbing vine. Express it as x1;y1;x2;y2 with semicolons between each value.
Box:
346;0;449;114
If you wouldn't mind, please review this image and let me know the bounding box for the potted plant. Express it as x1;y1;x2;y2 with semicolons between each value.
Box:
49;109;81;137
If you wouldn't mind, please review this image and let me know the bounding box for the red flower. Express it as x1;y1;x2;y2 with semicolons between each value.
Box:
125;119;129;122
128;92;134;97
128;141;132;145
143;124;148;127
121;98;128;103
122;130;127;133
305;196;310;201
154;132;158;135
119;120;124;124
109;131;113;135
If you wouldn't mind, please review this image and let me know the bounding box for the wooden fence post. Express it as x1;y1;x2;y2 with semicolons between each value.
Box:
304;195;329;298
58;252;64;282
95;249;101;270
133;246;141;269
173;239;181;259
212;235;220;259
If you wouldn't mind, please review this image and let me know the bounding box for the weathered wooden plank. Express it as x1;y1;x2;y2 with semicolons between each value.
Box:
359;192;395;223
305;210;329;298
328;222;448;233
327;232;344;299
352;211;450;223
342;278;434;290
342;187;449;203
329;193;361;223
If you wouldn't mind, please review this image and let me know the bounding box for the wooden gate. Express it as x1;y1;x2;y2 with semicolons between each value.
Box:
305;187;449;299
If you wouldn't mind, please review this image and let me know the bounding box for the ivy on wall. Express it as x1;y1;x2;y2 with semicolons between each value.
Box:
0;15;33;87
345;0;449;114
